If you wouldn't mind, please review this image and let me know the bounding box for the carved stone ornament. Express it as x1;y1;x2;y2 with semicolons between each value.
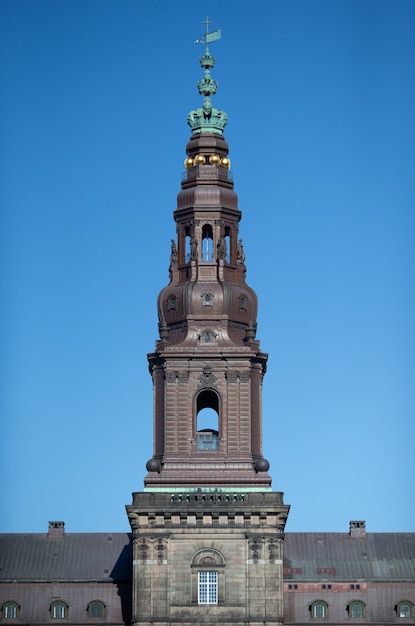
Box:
249;537;262;563
156;538;166;564
226;369;239;383
165;370;177;383
200;555;216;565
170;240;178;265
238;293;248;312
198;330;217;344
167;293;177;313
138;539;149;561
237;239;246;264
201;291;214;307
192;547;225;567
198;365;217;388
267;538;278;560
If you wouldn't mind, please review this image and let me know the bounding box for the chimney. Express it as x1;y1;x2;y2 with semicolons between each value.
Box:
48;521;65;538
349;520;366;537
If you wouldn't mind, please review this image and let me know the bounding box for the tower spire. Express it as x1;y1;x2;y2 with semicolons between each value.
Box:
141;23;273;490
188;17;227;135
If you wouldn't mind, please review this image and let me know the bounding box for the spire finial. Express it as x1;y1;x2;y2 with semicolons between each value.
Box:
188;18;227;135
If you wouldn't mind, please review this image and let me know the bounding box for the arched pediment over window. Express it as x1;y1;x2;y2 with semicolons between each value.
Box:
191;548;225;568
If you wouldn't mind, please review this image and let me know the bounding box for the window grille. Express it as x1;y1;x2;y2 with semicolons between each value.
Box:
3;603;18;619
198;571;218;604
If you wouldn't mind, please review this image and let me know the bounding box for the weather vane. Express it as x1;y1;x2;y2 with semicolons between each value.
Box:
194;16;221;47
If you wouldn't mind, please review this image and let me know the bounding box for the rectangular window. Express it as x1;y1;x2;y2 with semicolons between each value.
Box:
198;571;218;604
197;432;219;450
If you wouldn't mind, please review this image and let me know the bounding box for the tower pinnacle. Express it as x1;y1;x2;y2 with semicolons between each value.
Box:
188;17;227;135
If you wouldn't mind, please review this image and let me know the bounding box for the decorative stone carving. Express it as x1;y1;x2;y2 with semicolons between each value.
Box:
192;548;225;567
238;293;248;312
190;236;198;261
237;238;245;264
170;240;178;265
165;370;178;383
167;294;177;313
201;291;214;307
249;537;263;563
177;370;189;382
156;538;166;564
239;370;251;382
198;329;217;344
198;365;217;388
217;237;226;260
267;537;278;561
138;539;149;561
226;369;239;382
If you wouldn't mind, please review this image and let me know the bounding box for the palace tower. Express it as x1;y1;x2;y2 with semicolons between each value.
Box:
126;23;290;626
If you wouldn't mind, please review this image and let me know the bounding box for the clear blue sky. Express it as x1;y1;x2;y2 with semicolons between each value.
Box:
1;1;414;534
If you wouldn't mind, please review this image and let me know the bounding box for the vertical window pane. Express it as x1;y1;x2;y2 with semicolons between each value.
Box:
313;602;326;618
198;570;218;604
89;601;105;618
4;603;18;619
52;603;66;618
351;603;363;618
399;603;411;618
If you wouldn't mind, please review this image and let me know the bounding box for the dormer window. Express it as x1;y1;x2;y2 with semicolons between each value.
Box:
51;601;68;619
2;602;19;619
397;601;413;618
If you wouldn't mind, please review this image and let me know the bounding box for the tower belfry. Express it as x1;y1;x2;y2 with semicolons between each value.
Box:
127;22;289;626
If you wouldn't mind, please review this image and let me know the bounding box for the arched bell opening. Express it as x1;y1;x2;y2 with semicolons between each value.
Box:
224;226;231;263
201;224;214;262
195;389;220;451
185;225;191;262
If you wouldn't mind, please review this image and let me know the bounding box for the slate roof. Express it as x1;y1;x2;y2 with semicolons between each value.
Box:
283;532;415;582
0;532;132;582
1;530;414;584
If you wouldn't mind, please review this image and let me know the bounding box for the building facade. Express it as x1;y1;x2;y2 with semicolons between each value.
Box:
1;24;414;626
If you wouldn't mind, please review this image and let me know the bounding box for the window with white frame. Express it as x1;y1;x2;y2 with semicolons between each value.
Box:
349;601;365;618
311;600;327;618
397;601;413;618
51;601;67;619
198;570;218;604
3;602;19;619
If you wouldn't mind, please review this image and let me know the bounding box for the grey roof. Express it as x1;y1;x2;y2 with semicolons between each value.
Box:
1;530;414;584
283;532;415;582
0;532;132;582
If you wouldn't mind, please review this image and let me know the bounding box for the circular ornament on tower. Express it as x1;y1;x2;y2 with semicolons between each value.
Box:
146;458;161;473
255;457;270;472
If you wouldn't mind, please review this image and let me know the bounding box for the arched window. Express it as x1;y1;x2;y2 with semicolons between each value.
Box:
51;601;68;619
191;548;225;605
185;226;191;262
310;600;328;619
348;601;365;618
397;601;413;618
196;389;219;450
201;224;213;261
224;226;231;263
88;600;105;618
2;602;19;619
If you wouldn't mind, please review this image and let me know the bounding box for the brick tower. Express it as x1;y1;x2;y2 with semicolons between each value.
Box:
127;21;289;626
